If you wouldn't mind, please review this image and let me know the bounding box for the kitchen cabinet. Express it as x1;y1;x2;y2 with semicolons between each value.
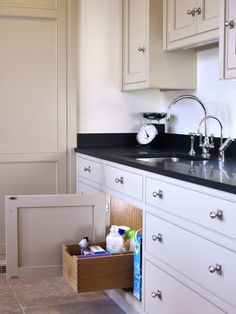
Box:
122;0;197;91
164;0;219;50
144;260;225;314
220;0;236;79
7;153;236;313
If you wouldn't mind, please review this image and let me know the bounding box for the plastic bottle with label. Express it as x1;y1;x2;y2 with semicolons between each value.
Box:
106;225;124;253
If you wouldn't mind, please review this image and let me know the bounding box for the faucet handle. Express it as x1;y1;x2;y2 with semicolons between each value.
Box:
188;132;197;156
210;134;214;146
198;133;203;147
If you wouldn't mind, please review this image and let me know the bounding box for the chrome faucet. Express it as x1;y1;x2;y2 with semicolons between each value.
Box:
219;137;234;160
166;95;208;136
197;115;234;159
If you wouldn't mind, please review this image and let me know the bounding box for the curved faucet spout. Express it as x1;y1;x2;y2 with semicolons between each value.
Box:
197;115;223;146
166;95;208;136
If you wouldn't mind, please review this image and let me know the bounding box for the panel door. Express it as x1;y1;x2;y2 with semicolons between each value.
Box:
5;194;106;277
197;0;219;34
167;0;197;43
222;0;236;79
123;0;148;86
0;1;69;260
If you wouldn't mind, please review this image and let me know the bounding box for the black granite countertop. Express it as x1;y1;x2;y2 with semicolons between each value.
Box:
75;133;236;195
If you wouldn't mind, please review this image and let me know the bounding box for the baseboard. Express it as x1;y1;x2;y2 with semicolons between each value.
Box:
105;289;142;314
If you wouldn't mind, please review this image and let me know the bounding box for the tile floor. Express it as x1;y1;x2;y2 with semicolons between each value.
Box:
0;274;125;314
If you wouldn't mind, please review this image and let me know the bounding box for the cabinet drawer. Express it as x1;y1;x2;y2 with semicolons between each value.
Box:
78;182;103;194
145;212;236;307
146;177;236;240
63;243;133;293
78;157;103;184
144;260;225;314
105;165;143;201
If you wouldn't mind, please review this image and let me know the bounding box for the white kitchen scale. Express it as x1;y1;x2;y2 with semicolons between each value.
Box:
136;112;166;145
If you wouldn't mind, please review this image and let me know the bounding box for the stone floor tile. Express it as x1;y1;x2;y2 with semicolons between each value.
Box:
0;286;22;314
9;277;107;308
23;299;125;314
0;273;8;287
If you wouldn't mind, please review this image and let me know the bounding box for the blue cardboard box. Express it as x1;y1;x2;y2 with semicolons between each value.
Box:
133;234;142;300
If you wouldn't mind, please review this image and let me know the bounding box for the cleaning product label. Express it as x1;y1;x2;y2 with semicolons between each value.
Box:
133;233;142;300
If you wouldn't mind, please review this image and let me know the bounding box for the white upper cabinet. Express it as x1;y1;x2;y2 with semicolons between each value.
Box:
122;0;197;91
123;0;148;86
164;0;219;50
220;0;236;79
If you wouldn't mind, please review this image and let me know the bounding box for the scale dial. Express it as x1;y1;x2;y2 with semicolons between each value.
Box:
136;124;158;145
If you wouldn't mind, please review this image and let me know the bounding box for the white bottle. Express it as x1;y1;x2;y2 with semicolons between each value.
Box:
106;225;124;253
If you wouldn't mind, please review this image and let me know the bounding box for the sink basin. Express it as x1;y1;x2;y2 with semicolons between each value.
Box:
136;157;180;163
126;152;207;163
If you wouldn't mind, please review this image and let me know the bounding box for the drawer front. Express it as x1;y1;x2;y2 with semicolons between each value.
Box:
78;182;102;194
144;260;225;314
78;157;103;184
146;177;236;240
63;243;133;293
105;165;143;201
145;212;236;307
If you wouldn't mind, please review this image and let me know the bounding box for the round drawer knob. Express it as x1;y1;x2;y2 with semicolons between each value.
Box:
193;7;201;15
151;290;162;299
225;20;234;29
138;46;145;53
187;9;194;16
152;190;162;198
209;209;223;220
152;233;162;242
208;264;222;275
83;166;91;172
115;177;124;184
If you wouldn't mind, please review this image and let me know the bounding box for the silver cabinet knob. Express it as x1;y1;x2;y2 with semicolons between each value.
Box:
152;233;162;242
151;290;162;299
152;190;162;198
209;209;223;220
83;166;91;172
187;9;194;16
193;7;201;15
208;264;222;275
115;177;124;184
138;46;145;53
225;20;234;29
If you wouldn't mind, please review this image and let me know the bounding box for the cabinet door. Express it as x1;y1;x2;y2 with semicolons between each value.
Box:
167;0;197;43
123;0;148;86
197;0;219;34
5;194;106;277
220;0;236;79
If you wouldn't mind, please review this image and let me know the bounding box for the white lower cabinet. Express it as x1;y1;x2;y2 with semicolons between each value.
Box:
144;260;225;314
8;153;235;313
145;211;236;308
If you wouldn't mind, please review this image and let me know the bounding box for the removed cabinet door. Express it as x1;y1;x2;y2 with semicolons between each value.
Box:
5;194;106;278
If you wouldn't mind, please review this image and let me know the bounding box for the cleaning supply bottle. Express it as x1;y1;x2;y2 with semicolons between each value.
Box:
106;225;124;253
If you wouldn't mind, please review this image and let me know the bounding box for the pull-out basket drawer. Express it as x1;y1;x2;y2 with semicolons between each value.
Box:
63;242;134;293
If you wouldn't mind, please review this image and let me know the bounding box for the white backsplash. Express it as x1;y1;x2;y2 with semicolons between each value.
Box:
162;47;236;138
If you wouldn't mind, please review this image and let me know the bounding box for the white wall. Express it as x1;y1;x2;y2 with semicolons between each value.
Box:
163;47;236;138
78;1;236;139
78;0;162;133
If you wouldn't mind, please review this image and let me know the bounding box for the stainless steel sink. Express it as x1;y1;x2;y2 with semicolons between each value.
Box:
127;153;207;163
136;157;180;163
